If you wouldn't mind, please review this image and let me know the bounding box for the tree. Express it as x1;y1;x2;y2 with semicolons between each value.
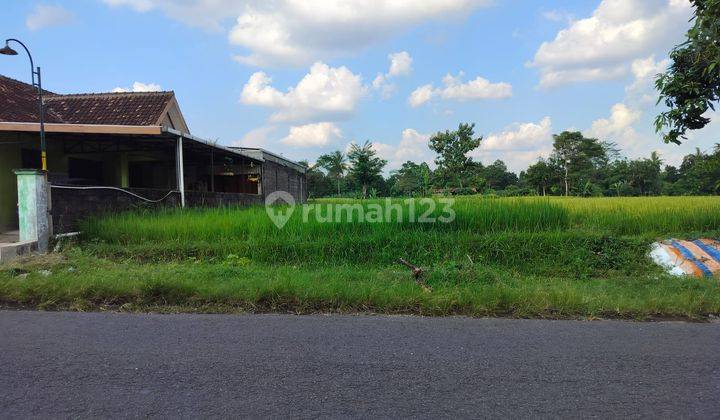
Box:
482;160;518;190
316;151;348;195
525;159;557;196
347;141;387;198
627;152;663;195
299;160;333;198
392;161;432;196
428;123;482;188
674;144;720;194
551;131;611;196
655;0;720;144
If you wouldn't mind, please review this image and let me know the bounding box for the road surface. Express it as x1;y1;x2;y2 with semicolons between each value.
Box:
0;311;718;418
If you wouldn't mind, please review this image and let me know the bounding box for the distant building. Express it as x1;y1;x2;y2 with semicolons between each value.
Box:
0;75;306;233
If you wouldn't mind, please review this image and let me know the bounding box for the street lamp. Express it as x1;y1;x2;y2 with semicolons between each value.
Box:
1;39;47;172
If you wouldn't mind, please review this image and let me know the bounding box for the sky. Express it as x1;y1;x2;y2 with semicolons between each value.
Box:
2;0;719;173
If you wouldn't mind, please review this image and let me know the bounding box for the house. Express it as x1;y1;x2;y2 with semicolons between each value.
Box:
0;75;307;234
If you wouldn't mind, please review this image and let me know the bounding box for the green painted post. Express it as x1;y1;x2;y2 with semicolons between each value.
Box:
14;169;50;252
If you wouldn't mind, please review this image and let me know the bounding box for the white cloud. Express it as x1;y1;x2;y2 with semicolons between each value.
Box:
371;128;434;171
626;55;669;104
586;103;642;142
388;51;413;77
102;0;492;66
372;51;413;99
583;103;720;166
631;55;669;81
111;81;162;92
408;72;512;107
26;4;76;31
229;1;493;66
468;117;553;172
233;126;277;148
371;74;397;99
531;0;692;88
582;55;671;158
103;0;155;12
408;84;435;107
536;65;627;89
240;62;367;122
439;72;513;101
541;10;574;23
102;0;244;31
281;122;342;147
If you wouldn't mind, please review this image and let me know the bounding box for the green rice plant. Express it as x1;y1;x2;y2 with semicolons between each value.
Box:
2;196;718;318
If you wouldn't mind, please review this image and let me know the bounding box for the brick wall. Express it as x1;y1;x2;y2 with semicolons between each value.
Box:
185;191;263;207
50;186;263;233
262;161;307;203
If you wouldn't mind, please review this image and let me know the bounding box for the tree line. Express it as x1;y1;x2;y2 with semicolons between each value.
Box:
302;125;720;198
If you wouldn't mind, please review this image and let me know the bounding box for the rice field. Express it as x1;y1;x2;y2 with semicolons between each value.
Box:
1;196;720;318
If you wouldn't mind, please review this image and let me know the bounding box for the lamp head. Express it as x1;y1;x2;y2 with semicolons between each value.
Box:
0;41;18;56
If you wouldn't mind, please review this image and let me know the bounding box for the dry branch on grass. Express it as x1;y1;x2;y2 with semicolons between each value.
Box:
398;258;432;292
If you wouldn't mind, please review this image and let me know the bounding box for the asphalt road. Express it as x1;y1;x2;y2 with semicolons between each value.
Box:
0;311;718;419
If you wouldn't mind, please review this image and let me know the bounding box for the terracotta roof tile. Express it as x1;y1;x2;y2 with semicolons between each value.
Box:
0;75;63;123
0;75;174;126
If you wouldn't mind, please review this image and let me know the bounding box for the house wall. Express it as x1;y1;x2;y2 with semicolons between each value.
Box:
0;133;73;232
261;160;307;203
0;134;180;232
2;133;307;233
159;100;190;133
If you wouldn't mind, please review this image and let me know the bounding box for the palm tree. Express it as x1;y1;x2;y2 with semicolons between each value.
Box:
316;151;348;195
650;151;663;168
347;141;387;198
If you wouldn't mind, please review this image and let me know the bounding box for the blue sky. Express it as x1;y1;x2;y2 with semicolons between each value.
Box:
2;0;718;172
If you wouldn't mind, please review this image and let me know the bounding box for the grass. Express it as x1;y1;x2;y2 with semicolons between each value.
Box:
1;196;719;319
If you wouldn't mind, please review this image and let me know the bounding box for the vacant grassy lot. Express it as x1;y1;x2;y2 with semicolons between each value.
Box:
1;196;719;319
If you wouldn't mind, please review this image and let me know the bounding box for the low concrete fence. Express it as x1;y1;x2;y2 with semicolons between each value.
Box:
50;185;263;233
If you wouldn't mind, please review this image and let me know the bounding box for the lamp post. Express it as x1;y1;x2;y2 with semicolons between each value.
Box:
0;39;47;172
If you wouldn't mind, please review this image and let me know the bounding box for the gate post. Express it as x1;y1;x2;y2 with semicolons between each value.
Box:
14;169;51;253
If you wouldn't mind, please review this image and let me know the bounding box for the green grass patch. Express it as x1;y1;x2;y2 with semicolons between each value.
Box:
1;251;718;319
2;196;719;319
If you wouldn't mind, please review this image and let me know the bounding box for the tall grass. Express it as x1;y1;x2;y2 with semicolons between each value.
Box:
554;196;720;235
80;197;720;271
2;196;719;318
84;198;571;241
85;196;720;243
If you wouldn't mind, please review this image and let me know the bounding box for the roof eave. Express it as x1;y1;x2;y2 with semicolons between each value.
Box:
0;122;163;135
161;127;263;163
230;146;307;173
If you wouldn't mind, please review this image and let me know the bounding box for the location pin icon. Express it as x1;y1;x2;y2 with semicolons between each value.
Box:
265;191;296;229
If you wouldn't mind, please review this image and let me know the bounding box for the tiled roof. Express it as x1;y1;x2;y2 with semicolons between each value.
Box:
0;75;63;123
0;75;174;126
44;92;175;126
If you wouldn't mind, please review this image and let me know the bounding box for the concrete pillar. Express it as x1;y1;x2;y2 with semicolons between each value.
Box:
176;136;185;208
14;169;50;253
119;153;129;188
